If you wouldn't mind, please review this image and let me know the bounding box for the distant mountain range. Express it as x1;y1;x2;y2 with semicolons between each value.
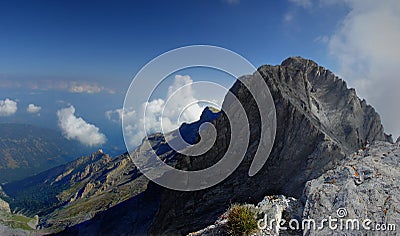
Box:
1;107;220;234
0;57;397;235
0;124;91;183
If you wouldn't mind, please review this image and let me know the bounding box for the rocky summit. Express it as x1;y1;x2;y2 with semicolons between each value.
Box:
149;57;391;234
0;57;395;235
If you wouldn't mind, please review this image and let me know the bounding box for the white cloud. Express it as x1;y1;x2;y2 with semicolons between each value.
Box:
105;107;136;123
57;105;106;146
327;0;400;138
164;75;204;126
124;75;206;147
314;35;329;44
27;104;41;114
68;82;104;94
0;98;17;116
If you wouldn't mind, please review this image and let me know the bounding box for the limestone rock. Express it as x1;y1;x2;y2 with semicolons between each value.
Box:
302;141;400;235
27;215;39;230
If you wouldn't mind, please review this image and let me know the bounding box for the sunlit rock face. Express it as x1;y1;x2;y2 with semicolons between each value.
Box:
303;141;400;236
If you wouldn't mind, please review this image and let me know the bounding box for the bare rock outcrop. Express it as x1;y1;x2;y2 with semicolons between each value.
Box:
0;198;10;213
302;141;400;235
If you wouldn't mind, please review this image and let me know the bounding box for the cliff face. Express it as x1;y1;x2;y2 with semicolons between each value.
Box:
149;57;391;234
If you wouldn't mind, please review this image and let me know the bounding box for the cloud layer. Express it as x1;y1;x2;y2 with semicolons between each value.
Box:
27;104;41;114
0;98;17;116
68;82;113;94
119;75;207;147
0;79;114;94
57;105;106;146
327;0;400;138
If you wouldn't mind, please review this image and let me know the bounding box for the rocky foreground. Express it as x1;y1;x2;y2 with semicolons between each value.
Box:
190;141;400;235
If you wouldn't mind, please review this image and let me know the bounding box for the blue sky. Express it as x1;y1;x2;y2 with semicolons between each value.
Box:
1;0;399;153
0;0;346;81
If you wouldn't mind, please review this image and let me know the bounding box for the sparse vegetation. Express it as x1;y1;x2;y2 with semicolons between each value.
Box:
226;204;258;236
0;211;36;230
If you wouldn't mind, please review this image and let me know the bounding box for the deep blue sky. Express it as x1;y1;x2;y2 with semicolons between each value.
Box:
0;0;357;153
0;0;347;83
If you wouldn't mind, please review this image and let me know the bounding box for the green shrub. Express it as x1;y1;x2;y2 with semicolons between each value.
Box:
226;204;258;235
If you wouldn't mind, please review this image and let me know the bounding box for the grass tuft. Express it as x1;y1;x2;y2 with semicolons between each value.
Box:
226;204;258;235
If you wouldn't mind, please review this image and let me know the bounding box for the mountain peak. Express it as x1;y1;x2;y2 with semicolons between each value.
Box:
281;56;318;69
150;57;392;234
90;149;110;161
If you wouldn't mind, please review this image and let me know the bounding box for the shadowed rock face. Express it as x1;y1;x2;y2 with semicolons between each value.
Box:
149;57;392;235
